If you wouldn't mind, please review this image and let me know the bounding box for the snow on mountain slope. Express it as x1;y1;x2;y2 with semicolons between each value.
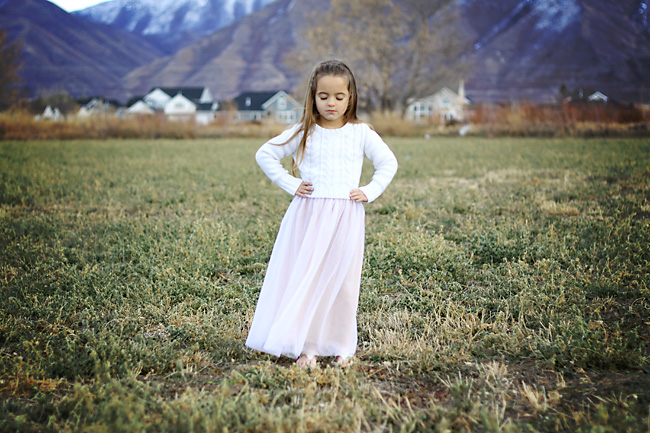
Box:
533;0;581;31
471;0;582;51
74;0;277;52
633;0;649;31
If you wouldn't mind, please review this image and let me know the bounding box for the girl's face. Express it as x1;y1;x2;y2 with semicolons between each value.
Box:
314;75;350;129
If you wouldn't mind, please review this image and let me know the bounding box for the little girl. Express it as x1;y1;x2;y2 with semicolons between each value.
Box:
245;60;398;368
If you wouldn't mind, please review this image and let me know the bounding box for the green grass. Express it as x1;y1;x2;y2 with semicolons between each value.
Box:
1;136;649;432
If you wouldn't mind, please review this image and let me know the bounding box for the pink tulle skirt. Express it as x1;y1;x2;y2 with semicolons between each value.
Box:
245;197;365;359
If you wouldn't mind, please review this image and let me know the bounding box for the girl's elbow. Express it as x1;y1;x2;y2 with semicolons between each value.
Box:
255;147;269;166
390;157;399;173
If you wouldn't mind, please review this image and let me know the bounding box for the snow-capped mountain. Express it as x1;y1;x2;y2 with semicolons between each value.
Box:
73;0;278;52
457;0;650;102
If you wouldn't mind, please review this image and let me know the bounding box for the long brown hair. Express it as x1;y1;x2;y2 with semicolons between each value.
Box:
273;60;360;172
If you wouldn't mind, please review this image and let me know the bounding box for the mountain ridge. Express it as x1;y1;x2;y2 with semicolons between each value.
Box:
461;0;650;102
1;0;165;99
8;0;650;104
121;0;304;100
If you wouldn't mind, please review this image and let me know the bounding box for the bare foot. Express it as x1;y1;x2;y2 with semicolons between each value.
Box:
296;354;317;368
333;356;351;368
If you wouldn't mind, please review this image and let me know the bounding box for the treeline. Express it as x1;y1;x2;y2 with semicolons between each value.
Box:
0;110;289;140
1;102;648;140
467;101;649;138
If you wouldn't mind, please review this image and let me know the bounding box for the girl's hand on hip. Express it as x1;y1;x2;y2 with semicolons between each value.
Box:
295;181;314;197
349;189;368;202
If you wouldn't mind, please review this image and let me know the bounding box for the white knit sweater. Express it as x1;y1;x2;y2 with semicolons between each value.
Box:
256;122;398;203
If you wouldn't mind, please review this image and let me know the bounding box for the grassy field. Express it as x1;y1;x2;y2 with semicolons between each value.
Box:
1;136;649;432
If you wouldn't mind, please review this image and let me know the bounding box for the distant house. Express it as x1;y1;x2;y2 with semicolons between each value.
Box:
126;99;155;115
144;87;214;110
164;93;197;122
77;97;121;118
35;105;62;121
405;81;471;123
195;102;220;125
127;86;218;124
588;91;608;103
562;88;609;104
231;90;302;124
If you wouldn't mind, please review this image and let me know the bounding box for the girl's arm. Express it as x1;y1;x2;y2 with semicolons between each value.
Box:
359;127;398;203
255;126;304;196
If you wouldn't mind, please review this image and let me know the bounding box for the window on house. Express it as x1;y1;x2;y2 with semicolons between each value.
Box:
277;98;287;110
413;103;432;119
276;111;296;123
245;97;251;107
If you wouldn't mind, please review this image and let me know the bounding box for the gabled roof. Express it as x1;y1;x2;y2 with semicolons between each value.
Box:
197;102;218;111
126;96;145;107
262;91;301;109
563;88;608;102
127;100;155;114
234;91;283;111
588;91;608;102
149;87;207;102
412;87;471;105
77;96;123;108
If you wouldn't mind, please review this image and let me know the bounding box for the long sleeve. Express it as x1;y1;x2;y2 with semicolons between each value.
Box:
359;128;398;203
255;126;304;196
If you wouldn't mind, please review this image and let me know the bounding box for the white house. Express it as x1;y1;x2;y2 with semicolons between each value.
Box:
405;81;471;123
563;89;609;104
164;93;197;122
587;91;608;103
35;105;62;121
126;100;155;115
231;90;302;124
127;86;218;124
143;88;173;110
143;87;214;110
195;103;220;125
77;97;118;118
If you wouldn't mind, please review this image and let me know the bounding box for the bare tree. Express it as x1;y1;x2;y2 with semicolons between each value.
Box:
0;30;24;111
285;0;467;114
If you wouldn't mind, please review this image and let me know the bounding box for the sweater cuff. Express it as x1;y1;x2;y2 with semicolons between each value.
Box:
359;183;382;203
277;175;303;196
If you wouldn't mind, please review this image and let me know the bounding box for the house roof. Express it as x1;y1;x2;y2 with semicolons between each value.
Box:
126;96;145;107
127;100;155;113
262;91;301;110
76;96;123;108
413;87;471;104
197;102;217;111
149;87;207;102
234;91;284;111
563;88;613;104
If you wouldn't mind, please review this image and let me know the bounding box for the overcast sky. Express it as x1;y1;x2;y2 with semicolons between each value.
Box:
48;0;109;12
